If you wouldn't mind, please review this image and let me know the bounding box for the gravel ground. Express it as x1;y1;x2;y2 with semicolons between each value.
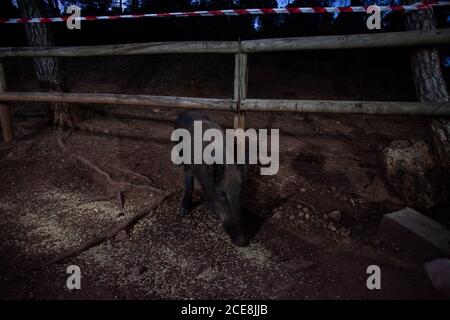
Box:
0;108;441;299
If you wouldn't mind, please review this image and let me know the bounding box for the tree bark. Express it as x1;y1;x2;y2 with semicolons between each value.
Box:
17;0;80;128
405;4;450;167
46;0;60;16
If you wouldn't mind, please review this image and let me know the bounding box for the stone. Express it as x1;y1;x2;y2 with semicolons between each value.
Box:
133;265;148;276
382;139;446;209
328;210;342;221
379;207;450;261
424;259;450;299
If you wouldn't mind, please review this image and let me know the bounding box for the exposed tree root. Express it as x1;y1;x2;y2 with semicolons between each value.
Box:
76;155;114;185
56;134;163;207
111;164;154;185
23;134;176;271
73;123;171;146
33;191;173;271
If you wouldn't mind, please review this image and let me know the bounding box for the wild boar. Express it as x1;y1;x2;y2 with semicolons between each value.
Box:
174;110;248;247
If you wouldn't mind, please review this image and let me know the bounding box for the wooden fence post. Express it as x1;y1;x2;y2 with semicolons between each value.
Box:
234;52;247;130
0;63;13;142
234;52;247;162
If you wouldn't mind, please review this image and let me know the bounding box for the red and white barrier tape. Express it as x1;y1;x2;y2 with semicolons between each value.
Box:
1;1;449;24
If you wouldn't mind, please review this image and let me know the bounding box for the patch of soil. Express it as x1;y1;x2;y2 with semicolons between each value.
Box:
0;107;441;299
0;51;446;299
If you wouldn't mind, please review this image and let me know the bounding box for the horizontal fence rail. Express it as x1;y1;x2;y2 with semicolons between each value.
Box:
0;29;449;57
241;99;450;115
0;41;240;57
0;92;449;116
242;29;450;52
1;28;450;143
0;92;236;111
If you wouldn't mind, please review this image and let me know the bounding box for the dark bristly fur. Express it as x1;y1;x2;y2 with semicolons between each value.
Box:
175;110;248;247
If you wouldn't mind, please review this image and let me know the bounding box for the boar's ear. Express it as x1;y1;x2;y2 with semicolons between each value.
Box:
213;164;225;185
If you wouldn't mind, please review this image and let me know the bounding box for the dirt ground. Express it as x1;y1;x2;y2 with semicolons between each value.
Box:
0;53;447;299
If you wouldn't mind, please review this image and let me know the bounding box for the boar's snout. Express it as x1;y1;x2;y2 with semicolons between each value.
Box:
222;217;249;247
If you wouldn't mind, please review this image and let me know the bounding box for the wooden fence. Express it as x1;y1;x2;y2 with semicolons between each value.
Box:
0;29;450;141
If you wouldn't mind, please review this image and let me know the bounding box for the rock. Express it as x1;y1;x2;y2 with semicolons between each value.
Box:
382;139;446;209
328;210;342;221
379;207;450;261
133;265;148;276
300;188;306;193
305;214;310;220
341;228;351;237
424;259;450;299
328;224;337;232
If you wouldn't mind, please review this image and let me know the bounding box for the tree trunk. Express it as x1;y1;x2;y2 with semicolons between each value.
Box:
46;0;60;16
17;0;80;128
405;4;450;168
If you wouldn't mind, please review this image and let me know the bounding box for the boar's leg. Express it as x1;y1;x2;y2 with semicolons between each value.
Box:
181;167;194;216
